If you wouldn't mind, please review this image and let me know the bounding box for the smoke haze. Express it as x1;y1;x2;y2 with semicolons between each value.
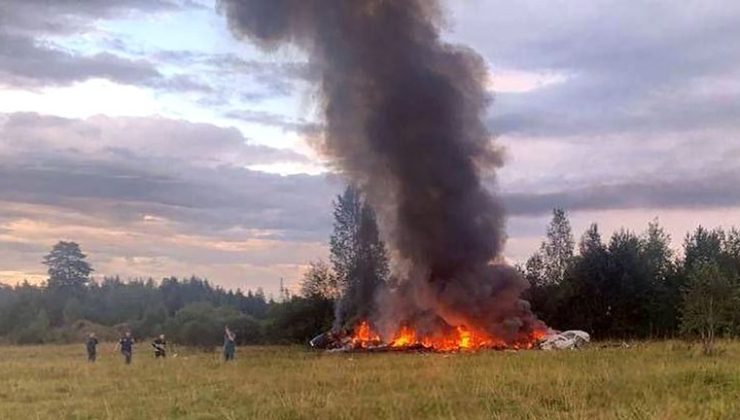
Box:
219;0;544;342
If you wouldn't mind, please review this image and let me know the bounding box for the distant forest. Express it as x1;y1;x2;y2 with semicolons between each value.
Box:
521;210;739;348
1;186;738;348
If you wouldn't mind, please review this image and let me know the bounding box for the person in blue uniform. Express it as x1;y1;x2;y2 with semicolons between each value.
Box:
117;331;135;364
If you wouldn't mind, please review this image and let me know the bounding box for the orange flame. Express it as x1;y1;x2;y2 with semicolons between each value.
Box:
349;321;547;352
350;321;381;348
390;325;416;347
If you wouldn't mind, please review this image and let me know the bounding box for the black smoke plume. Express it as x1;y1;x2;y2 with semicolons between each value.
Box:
219;0;545;342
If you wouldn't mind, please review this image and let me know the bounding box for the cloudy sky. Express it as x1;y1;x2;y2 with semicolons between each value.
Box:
1;0;739;294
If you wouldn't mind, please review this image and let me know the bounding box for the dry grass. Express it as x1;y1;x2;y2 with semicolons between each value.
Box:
0;341;738;419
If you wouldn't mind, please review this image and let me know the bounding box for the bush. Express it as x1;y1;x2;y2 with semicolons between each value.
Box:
164;302;265;350
680;263;739;354
14;309;51;344
264;297;334;344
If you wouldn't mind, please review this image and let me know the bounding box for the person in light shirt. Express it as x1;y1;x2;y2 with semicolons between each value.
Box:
223;326;236;361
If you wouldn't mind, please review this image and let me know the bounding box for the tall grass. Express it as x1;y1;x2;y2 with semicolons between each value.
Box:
0;341;737;419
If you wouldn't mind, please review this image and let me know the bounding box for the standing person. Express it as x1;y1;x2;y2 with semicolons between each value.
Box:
223;326;236;362
116;331;135;364
86;332;98;362
151;334;167;358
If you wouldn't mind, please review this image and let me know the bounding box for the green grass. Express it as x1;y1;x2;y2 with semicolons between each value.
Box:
0;342;738;419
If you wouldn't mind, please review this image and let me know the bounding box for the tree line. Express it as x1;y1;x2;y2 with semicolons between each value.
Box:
0;186;386;348
1;188;737;351
522;209;739;352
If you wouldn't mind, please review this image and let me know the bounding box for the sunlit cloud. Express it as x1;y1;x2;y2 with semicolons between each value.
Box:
487;69;569;94
0;80;160;118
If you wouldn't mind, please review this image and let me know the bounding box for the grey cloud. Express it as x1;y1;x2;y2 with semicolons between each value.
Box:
0;32;218;92
488;70;740;137
1;112;309;166
148;51;314;83
446;1;740;137
456;1;740;79
503;173;740;216
0;113;331;240
0;240;48;255
0;0;187;36
0;32;161;88
224;109;322;135
0;157;335;241
201;55;315;81
145;74;214;93
1;0;310;96
0;0;211;91
154;51;315;102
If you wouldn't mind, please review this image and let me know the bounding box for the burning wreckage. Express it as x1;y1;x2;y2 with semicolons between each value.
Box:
219;0;589;353
310;323;590;353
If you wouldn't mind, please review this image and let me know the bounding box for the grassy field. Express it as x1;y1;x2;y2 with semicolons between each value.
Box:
0;342;738;419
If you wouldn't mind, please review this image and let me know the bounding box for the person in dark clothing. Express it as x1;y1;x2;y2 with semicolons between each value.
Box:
223;326;236;361
117;331;135;364
152;334;167;358
86;332;98;362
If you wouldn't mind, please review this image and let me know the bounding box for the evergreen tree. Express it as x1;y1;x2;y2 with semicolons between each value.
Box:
330;186;363;288
683;227;725;273
605;230;651;337
329;185;389;327
725;228;740;277
43;242;93;290
642;220;674;282
641;219;679;336
560;224;610;336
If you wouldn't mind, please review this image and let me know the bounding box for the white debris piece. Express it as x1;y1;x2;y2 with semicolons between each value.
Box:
539;330;590;350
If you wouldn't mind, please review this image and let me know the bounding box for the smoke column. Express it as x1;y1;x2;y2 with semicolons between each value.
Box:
219;0;544;342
